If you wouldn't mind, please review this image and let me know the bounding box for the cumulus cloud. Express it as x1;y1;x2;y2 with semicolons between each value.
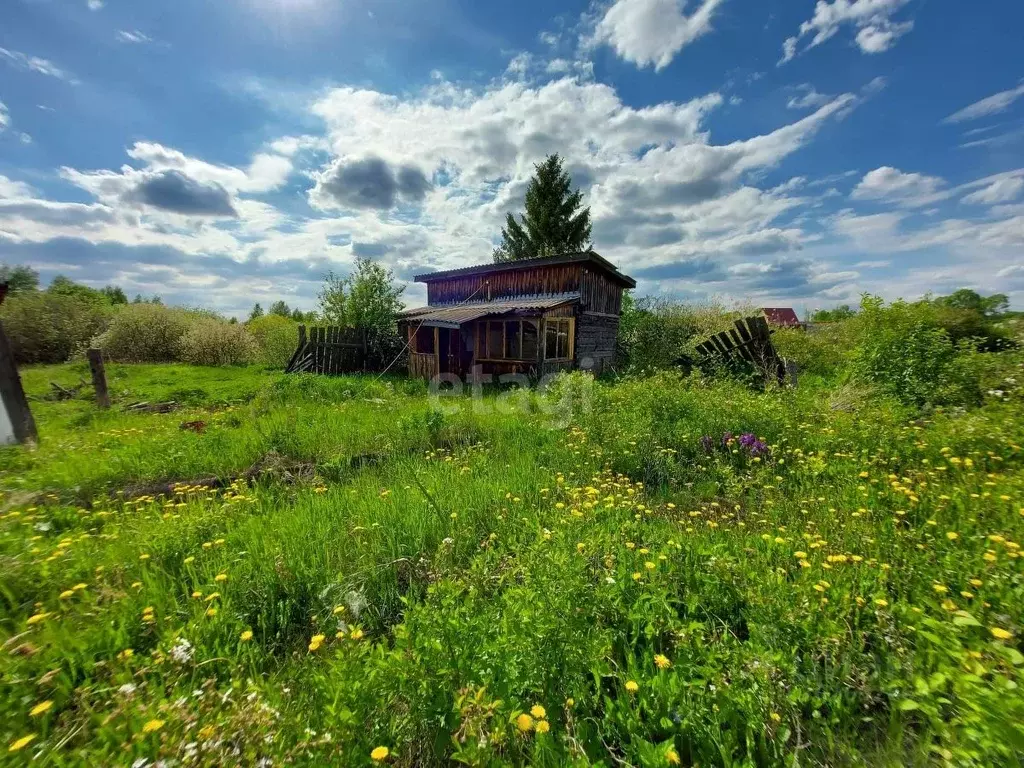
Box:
942;82;1024;124
310;156;431;210
0;100;8;132
780;0;913;64
0;174;35;199
851;166;949;208
121;170;238;217
590;0;726;71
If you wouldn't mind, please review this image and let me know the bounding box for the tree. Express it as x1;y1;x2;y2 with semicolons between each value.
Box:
935;288;1008;318
811;305;856;323
319;257;404;328
249;303;264;321
269;300;291;317
101;285;128;304
493;153;592;262
46;275;111;305
0;264;40;293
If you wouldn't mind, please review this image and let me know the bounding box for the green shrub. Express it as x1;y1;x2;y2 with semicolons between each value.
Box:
773;322;857;379
177;318;260;366
247;314;300;368
849;296;982;406
93;303;192;362
617;297;739;371
0;292;110;364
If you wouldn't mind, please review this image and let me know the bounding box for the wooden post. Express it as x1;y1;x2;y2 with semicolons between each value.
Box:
87;348;110;408
0;321;38;444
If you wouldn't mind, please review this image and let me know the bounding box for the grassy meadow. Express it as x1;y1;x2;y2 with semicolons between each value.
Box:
2;344;1024;765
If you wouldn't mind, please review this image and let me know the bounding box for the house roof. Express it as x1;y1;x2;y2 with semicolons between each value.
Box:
762;307;801;326
399;295;578;328
412;250;637;289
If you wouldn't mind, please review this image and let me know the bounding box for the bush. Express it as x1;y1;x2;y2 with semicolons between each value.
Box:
247;315;300;369
93;303;192;363
849;296;982;406
617;297;741;371
0;292;111;364
178;319;260;366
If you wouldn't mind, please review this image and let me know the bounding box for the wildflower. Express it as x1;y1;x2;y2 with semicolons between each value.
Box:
205;607;217;617
29;700;53;717
118;648;134;661
875;599;889;607
214;573;227;583
565;698;575;708
946;532;959;541
516;713;534;732
990;627;1014;641
170;638;194;663
770;712;782;723
72;583;87;591
536;719;551;733
183;556;195;564
26;612;49;626
666;747;680;764
198;725;216;740
240;630;253;642
645;561;656;570
308;634;326;652
371;746;390;761
332;605;345;615
8;734;35;753
142;719;164;733
625;680;639;693
654;654;671;669
530;705;546;719
350;628;364;640
59;590;75;600
794;551;807;559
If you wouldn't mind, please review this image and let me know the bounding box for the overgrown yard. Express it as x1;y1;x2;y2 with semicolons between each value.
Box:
3;356;1024;765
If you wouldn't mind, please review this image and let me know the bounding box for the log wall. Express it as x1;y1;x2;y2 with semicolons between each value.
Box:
575;312;620;375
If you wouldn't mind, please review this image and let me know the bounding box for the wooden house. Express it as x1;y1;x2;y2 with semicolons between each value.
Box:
399;251;636;380
761;307;802;328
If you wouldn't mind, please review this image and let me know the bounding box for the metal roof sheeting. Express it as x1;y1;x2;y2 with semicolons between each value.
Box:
412;250;636;288
399;295;578;328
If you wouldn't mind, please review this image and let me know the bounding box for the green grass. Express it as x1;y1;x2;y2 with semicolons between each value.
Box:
2;362;1024;766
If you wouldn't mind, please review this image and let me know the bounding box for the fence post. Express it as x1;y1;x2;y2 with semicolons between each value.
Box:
0;321;38;444
87;348;111;408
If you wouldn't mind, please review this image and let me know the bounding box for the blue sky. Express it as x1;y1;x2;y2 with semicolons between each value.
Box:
1;0;1023;315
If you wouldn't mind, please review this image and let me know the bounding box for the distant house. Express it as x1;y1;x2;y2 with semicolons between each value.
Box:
762;307;802;328
399;251;636;380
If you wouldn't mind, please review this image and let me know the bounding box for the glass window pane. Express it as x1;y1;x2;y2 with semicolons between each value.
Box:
488;321;504;359
545;322;557;359
415;327;434;354
522;321;538;360
557;323;569;358
506;321;522;358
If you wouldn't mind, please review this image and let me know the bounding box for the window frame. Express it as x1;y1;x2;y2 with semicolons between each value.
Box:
476;318;542;362
543;317;574;361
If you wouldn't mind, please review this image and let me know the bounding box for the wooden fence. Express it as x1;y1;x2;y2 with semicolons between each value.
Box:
693;315;787;385
285;325;368;375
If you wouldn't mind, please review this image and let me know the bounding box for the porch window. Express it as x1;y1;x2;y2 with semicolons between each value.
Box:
544;318;573;360
479;319;540;360
414;326;435;354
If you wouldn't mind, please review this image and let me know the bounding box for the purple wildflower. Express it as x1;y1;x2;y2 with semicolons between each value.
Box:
738;433;757;448
721;431;734;447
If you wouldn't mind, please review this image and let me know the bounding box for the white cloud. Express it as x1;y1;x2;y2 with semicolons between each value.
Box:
87;0;103;9
942;82;1024;124
960;173;1024;206
590;0;726;71
787;84;832;110
0;175;34;199
0;100;8;132
0;46;77;83
780;0;913;64
851;166;949;208
117;30;153;44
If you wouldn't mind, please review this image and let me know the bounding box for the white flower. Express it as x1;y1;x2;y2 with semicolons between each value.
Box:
442;537;454;546
170;638;194;664
119;683;137;696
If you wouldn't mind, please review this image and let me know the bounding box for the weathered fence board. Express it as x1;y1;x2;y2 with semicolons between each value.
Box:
284;325;369;375
689;316;788;386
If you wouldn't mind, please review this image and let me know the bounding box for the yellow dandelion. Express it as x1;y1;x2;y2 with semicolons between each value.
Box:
516;713;534;732
350;628;364;640
946;532;959;541
654;654;671;669
535;719;550;734
308;634;326;652
26;612;49;626
205;607;217;617
530;705;546;719
990;627;1014;640
625;680;639;693
142;719;164;734
214;573;227;583
8;734;36;753
240;630;253;642
666;747;681;764
29;700;53;717
875;598;889;607
59;590;75;600
370;746;390;761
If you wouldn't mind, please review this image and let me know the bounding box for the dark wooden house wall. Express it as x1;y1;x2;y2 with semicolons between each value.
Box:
426;265;584;305
575;313;619;374
579;269;623;315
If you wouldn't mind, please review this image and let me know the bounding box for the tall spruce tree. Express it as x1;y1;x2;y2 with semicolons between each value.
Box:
493;154;592;263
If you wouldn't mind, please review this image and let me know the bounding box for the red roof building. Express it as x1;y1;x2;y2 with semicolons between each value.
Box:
762;307;801;327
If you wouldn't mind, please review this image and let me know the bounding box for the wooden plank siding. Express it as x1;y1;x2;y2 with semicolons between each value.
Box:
426;264;584;305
